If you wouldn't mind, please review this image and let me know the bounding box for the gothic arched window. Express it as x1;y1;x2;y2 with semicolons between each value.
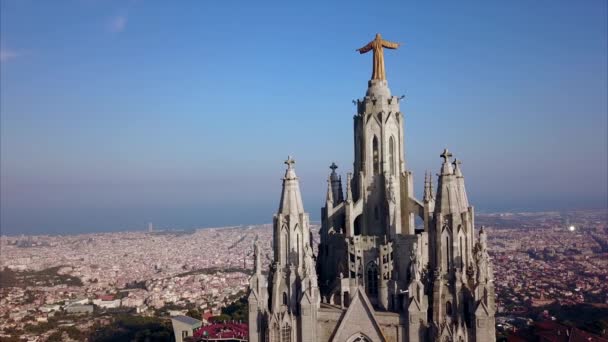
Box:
281;228;288;265
283;292;288;306
446;301;453;316
445;235;451;270
296;234;300;265
372;136;379;175
281;324;291;342
459;236;464;270
389;136;395;176
366;262;378;296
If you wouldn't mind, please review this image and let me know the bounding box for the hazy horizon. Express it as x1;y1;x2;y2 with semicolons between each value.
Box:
2;1;607;235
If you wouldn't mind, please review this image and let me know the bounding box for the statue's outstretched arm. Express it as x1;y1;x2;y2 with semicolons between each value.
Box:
357;42;373;54
382;40;400;49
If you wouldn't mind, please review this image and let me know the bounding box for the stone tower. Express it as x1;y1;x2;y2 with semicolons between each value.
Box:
248;157;321;342
249;34;496;342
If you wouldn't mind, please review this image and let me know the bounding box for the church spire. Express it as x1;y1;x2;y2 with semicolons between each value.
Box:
440;148;454;175
435;149;462;215
278;156;305;216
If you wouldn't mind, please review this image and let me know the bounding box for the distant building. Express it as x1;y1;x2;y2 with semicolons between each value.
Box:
65;304;94;314
172;315;202;342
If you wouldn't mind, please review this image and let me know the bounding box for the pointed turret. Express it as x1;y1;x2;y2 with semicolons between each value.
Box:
345;172;353;202
423;171;434;203
435;149;464;215
453;159;470;212
329;162;343;204
248;239;268;342
326;177;334;205
278;156;305;216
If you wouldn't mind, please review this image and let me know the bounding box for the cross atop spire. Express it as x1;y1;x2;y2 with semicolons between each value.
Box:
440;148;453;163
329;162;338;172
285;156;296;169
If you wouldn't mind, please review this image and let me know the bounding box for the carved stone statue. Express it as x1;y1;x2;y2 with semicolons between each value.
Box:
410;242;421;280
357;33;400;81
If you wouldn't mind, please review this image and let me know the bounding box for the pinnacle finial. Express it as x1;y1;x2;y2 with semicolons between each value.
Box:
345;172;353;202
326;177;334;203
440;148;452;163
453;159;464;177
329;162;338;172
285;156;295;169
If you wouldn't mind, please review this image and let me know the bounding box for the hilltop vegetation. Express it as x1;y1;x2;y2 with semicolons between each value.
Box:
0;267;83;288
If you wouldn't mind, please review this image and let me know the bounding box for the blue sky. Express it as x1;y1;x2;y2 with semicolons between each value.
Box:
1;0;606;235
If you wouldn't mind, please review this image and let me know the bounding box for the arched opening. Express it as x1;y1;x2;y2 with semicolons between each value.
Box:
282;292;288;306
332;292;341;306
366;262;378;296
463;292;472;327
354;215;363;236
372;136;379;175
459;236;464;270
296;234;300;266
281;324;291;342
389;136;395;176
281;230;288;265
446;301;453;316
343;292;350;307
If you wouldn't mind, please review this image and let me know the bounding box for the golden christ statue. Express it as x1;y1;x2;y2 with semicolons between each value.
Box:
357;33;400;81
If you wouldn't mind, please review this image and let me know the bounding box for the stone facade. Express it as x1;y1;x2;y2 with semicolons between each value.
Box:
249;55;496;342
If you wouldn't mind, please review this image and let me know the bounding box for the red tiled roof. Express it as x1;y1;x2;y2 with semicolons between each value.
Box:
534;321;608;342
193;322;248;340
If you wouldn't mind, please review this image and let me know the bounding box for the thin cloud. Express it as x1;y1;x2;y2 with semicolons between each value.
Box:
0;49;19;62
107;15;128;33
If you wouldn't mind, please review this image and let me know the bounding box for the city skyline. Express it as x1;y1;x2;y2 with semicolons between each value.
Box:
2;1;607;235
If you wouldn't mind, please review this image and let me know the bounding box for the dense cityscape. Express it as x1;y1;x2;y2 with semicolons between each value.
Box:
0;209;606;341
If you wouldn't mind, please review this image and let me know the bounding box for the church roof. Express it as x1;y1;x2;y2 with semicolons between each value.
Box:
330;287;386;342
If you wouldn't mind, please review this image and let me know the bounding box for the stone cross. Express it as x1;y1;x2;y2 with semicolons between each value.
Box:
329;162;338;172
285;156;295;169
440;148;452;162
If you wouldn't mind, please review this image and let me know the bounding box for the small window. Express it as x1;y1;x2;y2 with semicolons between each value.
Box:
366;262;378;296
372;136;379;175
